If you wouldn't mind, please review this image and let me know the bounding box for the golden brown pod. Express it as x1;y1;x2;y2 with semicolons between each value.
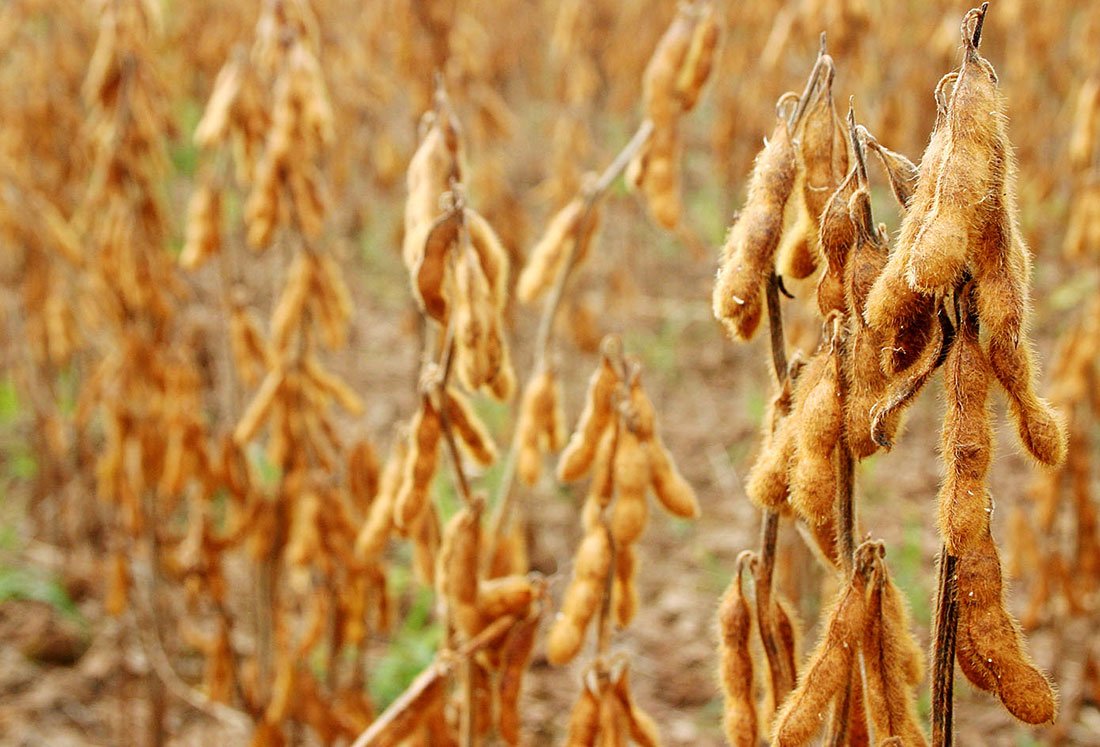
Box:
718;562;757;747
546;526;612;665
713;117;797;341
558;354;619;482
788;350;841;526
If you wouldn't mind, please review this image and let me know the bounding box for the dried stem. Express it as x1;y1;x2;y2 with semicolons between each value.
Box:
932;547;959;746
754;272;796;705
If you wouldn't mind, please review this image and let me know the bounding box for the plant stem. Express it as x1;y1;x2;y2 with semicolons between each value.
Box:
755;272;795;704
932;547;959;747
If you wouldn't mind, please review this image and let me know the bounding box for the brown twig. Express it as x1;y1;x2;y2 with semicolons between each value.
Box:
932;548;959;746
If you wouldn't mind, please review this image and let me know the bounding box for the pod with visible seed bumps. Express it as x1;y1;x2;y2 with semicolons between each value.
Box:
788;350;841;526
436;499;483;639
713;116;796;341
771;560;868;746
955;530;1057;725
547;526;612;665
718;560;757;747
558;353;619;482
444;388;497;467
516;369;567;486
393;397;441;531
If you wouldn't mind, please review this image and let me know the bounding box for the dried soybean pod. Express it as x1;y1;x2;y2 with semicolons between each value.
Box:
564;678;601;747
800;57;842;225
771;564;868;747
559;353;619;482
354;436;407;563
746;380;797;510
414;208;461;324
845;195;891;459
862;556;928;747
816;169;859;316
985;306;1066;467
718;559;757;747
394;396;441;531
477;575;536;620
516;369;560;486
597;685;628;747
498;610;540;745
546;526;612;665
444;388;497;467
586;421;620;513
1069;77;1100;170
938;304;994;556
517;198;584;304
869;309;948;450
713;115;796;341
907;39;1004;293
775;200;818;280
610;425;650;547
788;350;841;526
864;74;957;334
647;435;700;518
955;530;1057;725
614;666;661;747
612;543;638;627
636;124;684;229
437;498;483;639
860;129;919;209
641;5;694;126
464;207;509;309
454;248;496;391
675;2;719;112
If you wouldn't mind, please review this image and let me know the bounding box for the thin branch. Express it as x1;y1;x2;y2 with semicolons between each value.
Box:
932;548;959;747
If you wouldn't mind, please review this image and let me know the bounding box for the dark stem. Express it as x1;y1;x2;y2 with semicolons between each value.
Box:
971;3;989;48
753;272;795;704
932;547;959;746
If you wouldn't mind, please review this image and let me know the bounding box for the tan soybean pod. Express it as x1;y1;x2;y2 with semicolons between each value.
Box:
955;530;1057;725
610;425;651;546
393;397;441;531
516;369;565;486
497;610;540;745
444;387;497;467
771;566;868;747
612;542;639;627
938;307;994;556
436;499;483;639
564;677;601;746
476;575;536;621
559;354;619;482
746;381;797;511
718;564;757;747
546;526;612;665
464;207;509;310
517;198;584;304
862;557;928;747
614;666;661;747
788;350;841;526
713;116;797;341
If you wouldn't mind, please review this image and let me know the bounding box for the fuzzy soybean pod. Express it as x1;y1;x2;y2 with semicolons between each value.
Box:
861;130;919;209
614;667;662;747
713;117;796;341
444;387;497;467
771;565;868;746
746;380;797;510
393;397;441;531
558;354;619;482
938;308;994;556
354;437;407;564
547;526;612;665
497;611;540;745
864;76;956;340
973;187;1066;467
477;576;536;621
815;169;858;316
564;678;601;747
612;542;639;627
844;195;892;459
775;201;817;280
464;207;509;310
905;47;1003;293
955;530;1057;725
436;499;483;639
610;425;650;547
800;60;843;231
630;375;700;519
862;559;928;747
516;369;567;486
718;563;757;747
516;199;584;304
788;350;842;526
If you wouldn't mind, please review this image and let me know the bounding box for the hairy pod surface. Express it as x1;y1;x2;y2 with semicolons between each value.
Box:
713;118;796;341
718;570;757;747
